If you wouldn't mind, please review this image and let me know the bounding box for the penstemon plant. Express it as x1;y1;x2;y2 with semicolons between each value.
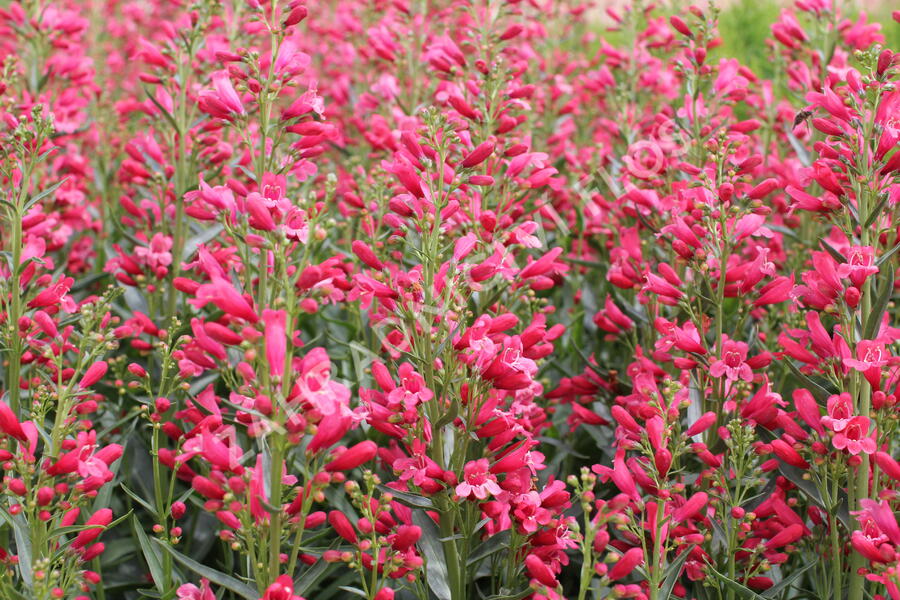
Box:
0;0;899;599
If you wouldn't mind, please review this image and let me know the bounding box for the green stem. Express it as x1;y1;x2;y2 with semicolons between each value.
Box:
847;83;883;600
267;438;286;584
7;202;22;418
830;475;843;598
576;514;596;600
437;496;463;600
164;41;194;329
648;498;666;600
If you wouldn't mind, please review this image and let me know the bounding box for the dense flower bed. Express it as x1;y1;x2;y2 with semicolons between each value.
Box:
0;0;899;599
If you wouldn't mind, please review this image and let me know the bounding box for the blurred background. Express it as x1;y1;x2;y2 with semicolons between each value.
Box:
593;0;900;80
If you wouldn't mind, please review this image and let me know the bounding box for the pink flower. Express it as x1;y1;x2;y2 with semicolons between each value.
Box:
456;459;502;500
246;193;277;231
832;416;876;455
177;579;215;600
72;509;113;549
78;361;108;389
261;575;305;600
856;499;900;546
608;547;644;580
282;207;309;243
394;443;441;488
709;339;753;382
28;276;73;309
262;309;287;378
844;340;888;372
0;401;27;441
837;246;879;287
190;278;258;323
524;553;558;587
821;393;854;432
199;72;244;120
134;233;172;270
512;491;552;533
324;441;377;472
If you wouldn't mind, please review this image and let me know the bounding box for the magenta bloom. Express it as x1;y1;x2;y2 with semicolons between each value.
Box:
198;72;245;120
177;579;215;600
837;246;878;287
709;339;753;382
456;459;502;500
262;309;287;378
832;416;876;455
821;393;854;432
844;340;888;372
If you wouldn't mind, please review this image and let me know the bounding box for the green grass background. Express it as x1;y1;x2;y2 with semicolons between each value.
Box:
716;0;900;78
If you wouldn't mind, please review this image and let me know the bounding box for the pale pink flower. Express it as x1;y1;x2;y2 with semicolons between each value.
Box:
709;339;753;382
177;579;215;600
832;416;876;455
821;393;854;432
456;459;502;500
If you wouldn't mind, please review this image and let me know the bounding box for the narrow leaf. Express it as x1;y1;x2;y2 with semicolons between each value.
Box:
783;360;832;402
818;239;845;264
133;517;167;594
154;539;258;599
482;589;532;600
706;562;765;600
865;192;890;228
377;485;435;510
24;177;69;212
412;510;452;600
120;483;158;518
877;242;900;267
467;530;511;566
659;545;696;600
294;558;335;596
11;513;33;588
864;267;894;339
760;561;815;598
182;224;224;260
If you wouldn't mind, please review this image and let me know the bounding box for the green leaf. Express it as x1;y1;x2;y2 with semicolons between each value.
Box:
142;85;180;131
24;177;69;212
877;242;900;267
133;517;167;594
434;398;460;429
154;539;258;599
482;588;532;600
783;360;832;402
119;483;159;519
377;485;435;510
337;586;368;597
11;513;33;588
182;224;224;260
784;130;811;166
294;557;335;596
760;561;815;598
706;562;765;600
659;545;696;600
778;463;850;529
865;192;890;228
467;530;511;566
863;267;894;339
0;582;27;600
412;510;452;600
818;239;845;264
